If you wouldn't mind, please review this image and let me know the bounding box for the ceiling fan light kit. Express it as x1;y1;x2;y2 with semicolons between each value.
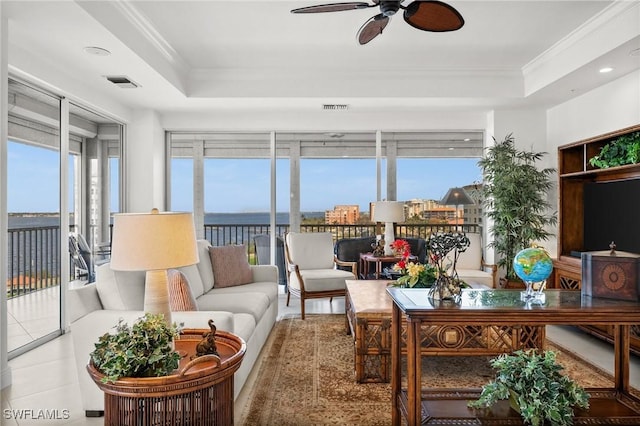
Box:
292;0;464;45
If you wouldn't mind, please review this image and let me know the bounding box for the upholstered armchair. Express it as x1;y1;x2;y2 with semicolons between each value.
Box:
284;232;357;319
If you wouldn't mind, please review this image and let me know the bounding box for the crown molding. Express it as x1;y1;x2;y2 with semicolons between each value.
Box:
112;1;189;72
523;1;640;76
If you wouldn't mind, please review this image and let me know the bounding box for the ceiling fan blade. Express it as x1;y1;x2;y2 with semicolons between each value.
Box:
291;2;372;13
403;0;464;32
357;14;389;45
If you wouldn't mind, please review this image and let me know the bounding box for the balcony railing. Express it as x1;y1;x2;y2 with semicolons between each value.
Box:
204;222;480;250
6;222;480;299
7;226;62;298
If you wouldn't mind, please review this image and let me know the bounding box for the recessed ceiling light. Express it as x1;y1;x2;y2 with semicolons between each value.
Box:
599;67;613;73
630;48;640;57
463;138;470;142
84;46;111;56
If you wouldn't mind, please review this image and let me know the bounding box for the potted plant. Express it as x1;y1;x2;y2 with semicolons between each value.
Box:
478;134;557;285
468;349;590;426
589;131;640;168
90;313;182;383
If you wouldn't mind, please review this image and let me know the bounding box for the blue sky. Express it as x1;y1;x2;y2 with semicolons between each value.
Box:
8;141;482;213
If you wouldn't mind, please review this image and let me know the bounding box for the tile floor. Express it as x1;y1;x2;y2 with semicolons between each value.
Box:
2;289;639;425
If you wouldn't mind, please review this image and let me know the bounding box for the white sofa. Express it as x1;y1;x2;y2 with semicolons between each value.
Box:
68;239;278;417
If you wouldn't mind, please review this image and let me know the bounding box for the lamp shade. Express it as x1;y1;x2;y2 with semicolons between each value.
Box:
110;210;199;271
372;201;405;223
440;187;474;206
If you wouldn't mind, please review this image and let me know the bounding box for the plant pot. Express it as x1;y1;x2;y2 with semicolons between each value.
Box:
499;277;525;289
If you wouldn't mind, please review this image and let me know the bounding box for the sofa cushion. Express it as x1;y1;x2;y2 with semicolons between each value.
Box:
205;281;279;306
95;263;145;310
196;291;270;323
232;313;257;343
177;264;205;298
195;239;215;292
168;269;198;311
209;245;253;288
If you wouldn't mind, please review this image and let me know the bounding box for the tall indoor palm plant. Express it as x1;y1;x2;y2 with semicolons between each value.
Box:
478;134;557;282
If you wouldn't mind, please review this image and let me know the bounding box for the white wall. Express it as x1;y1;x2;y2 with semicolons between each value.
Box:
547;70;640;147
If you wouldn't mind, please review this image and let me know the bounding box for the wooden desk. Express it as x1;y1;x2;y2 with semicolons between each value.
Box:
359;253;416;279
386;288;640;425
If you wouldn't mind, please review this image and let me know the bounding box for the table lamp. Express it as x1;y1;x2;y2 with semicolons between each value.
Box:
372;201;405;256
110;209;199;325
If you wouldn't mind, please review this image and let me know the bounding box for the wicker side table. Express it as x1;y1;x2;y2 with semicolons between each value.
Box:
87;329;245;426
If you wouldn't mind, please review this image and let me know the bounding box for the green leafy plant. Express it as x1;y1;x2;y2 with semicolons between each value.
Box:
90;313;182;383
468;349;589;426
394;261;437;287
478;134;557;281
589;131;640;169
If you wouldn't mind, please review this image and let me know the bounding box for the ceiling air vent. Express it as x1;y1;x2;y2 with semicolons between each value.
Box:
105;76;140;89
322;104;349;111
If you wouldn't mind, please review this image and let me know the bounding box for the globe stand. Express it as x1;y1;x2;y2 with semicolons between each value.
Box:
520;280;546;303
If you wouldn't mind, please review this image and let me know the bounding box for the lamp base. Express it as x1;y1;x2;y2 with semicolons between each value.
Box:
384;222;395;256
144;269;172;325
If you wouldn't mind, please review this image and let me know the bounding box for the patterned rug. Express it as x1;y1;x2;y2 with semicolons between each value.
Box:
238;314;616;425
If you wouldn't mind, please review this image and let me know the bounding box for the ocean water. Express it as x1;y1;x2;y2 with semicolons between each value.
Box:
8;211;325;229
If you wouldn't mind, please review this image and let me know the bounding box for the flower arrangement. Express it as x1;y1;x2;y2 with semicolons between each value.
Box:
393;261;437;288
390;239;411;258
391;239;436;288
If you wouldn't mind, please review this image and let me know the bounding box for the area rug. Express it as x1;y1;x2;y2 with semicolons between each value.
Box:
238;314;617;425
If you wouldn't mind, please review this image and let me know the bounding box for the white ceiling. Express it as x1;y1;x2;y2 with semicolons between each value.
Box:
4;0;640;117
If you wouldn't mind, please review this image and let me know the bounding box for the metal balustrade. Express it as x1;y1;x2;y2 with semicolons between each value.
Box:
6;222;479;299
6;226;61;298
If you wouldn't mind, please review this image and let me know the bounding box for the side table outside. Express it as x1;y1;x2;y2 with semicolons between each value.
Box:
87;329;246;426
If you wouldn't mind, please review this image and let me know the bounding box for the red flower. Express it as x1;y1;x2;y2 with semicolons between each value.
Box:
397;259;406;270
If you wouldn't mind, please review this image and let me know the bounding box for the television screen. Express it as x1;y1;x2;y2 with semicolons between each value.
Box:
583;178;640;255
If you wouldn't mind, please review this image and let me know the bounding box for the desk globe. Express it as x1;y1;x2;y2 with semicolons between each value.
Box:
513;247;553;301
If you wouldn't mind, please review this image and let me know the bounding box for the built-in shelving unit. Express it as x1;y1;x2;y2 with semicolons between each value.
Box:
554;123;640;351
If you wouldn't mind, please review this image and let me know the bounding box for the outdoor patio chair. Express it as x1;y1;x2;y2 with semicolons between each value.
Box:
284;232;357;319
254;234;288;290
69;233;94;283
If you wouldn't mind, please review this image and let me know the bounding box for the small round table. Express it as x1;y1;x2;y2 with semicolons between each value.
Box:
88;329;245;426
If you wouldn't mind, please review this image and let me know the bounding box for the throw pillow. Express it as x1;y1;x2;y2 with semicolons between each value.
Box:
167;269;198;311
209;245;253;288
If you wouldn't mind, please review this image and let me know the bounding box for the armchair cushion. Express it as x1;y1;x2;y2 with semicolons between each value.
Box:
286;232;335;269
209;245;254;288
288;268;354;292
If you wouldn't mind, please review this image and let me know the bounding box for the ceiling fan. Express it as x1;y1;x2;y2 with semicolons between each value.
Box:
291;0;464;45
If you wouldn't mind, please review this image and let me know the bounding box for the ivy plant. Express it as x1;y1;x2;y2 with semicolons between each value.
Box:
468;349;590;426
589;131;640;169
90;313;182;383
